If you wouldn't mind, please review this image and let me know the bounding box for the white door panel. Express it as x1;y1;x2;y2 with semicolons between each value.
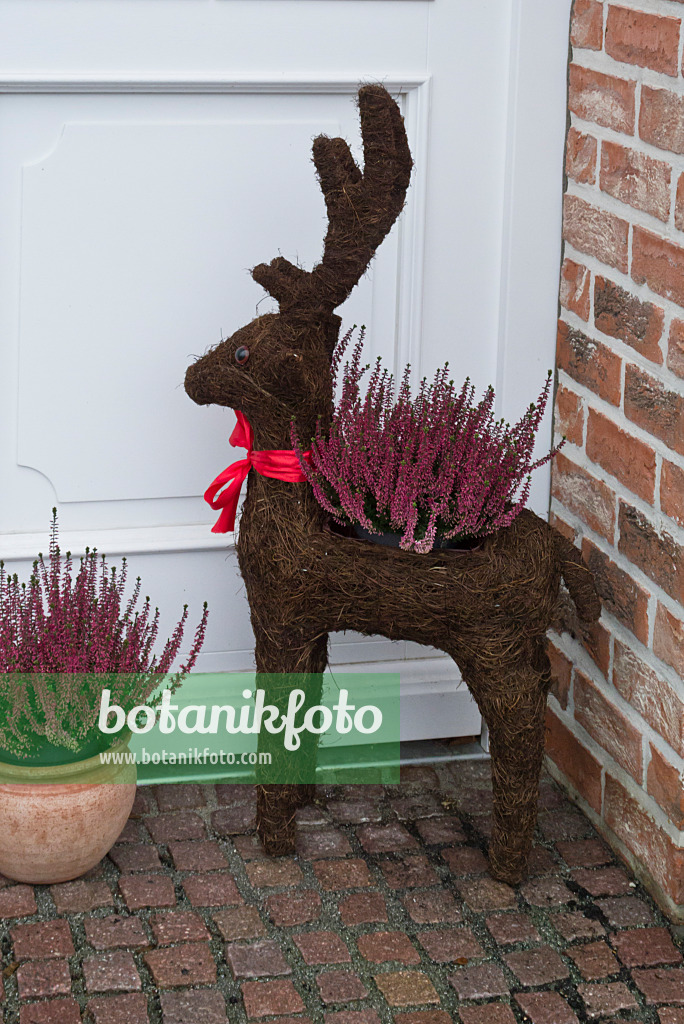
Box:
2;89;411;527
0;0;573;742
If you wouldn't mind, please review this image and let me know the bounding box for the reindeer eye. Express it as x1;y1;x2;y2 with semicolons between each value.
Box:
235;345;250;365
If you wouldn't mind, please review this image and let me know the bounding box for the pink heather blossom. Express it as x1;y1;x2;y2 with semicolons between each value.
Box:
293;327;564;553
0;511;209;755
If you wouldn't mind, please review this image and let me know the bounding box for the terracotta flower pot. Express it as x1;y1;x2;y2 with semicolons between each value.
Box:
0;733;136;884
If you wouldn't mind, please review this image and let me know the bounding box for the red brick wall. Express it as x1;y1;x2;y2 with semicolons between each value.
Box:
548;0;684;920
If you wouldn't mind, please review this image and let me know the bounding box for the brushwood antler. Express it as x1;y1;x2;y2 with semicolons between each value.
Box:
252;84;413;316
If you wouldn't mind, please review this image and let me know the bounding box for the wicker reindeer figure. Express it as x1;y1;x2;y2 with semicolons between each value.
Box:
185;84;600;885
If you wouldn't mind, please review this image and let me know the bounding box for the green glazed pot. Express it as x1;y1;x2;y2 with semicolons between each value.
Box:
0;729;123;768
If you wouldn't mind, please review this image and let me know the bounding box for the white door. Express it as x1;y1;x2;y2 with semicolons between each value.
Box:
0;0;571;743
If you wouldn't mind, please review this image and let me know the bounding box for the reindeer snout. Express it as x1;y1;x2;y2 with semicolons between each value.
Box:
184;360;209;405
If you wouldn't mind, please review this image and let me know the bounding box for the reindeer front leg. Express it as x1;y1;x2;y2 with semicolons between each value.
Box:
253;627;328;855
465;642;551;885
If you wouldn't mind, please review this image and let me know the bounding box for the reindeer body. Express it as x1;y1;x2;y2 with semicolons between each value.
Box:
185;86;600;884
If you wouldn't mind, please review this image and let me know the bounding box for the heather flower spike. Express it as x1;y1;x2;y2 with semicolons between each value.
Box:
0;510;209;755
293;328;564;553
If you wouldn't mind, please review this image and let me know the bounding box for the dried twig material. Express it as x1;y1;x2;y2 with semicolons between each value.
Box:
185;84;600;884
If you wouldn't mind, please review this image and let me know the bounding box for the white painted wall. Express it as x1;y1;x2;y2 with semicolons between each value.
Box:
0;0;572;741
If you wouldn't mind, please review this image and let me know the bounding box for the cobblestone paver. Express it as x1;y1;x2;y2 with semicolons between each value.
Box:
0;760;682;1023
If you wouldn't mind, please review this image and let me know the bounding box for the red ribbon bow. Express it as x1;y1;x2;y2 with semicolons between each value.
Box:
204;411;311;534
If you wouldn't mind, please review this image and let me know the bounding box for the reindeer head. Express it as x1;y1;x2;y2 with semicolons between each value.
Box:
185;84;412;448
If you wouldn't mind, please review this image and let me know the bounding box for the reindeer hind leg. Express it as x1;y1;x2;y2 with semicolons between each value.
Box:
458;643;551;885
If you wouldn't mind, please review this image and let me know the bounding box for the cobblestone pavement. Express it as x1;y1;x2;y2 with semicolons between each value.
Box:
1;760;683;1023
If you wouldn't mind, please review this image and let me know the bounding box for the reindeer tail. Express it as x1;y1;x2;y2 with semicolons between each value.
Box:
553;532;601;625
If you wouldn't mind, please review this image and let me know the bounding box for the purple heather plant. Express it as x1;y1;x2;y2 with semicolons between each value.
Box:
0;510;208;755
293;327;565;554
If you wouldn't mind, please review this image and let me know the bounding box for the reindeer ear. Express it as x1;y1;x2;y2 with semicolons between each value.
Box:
266;341;332;404
266;346;307;393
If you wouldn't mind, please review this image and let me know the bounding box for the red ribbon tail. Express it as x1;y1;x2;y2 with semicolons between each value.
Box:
210;508;236;535
204;459;251;533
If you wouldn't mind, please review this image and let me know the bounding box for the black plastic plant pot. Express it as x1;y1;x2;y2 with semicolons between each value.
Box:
351;523;482;552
